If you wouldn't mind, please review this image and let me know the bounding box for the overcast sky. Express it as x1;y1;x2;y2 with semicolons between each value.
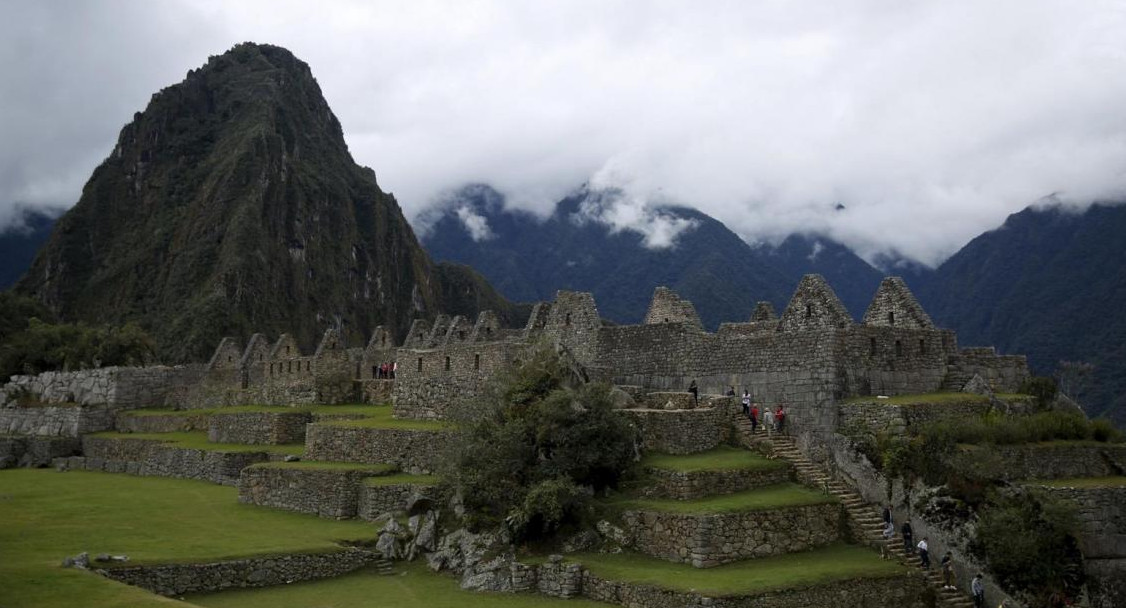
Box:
2;1;1125;266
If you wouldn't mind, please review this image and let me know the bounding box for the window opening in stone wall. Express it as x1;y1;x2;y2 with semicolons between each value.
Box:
919;339;926;355
381;334;386;347
306;361;310;371
417;357;423;372
565;313;571;326
286;345;290;355
418;333;423;341
372;366;378;379
869;338;877;356
458;330;465;340
895;340;902;357
664;317;669;323
288;361;292;373
227;356;232;363
888;311;895;326
269;363;273;375
805;304;812;318
444;356;451;371
258;354;263;361
513;358;521;367
474;354;480;370
485;327;492;336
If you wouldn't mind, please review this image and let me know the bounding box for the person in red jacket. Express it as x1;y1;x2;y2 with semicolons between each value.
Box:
749;403;759;433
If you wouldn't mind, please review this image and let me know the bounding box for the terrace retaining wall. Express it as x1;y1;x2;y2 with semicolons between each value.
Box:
238;465;391;519
209;411;310;445
641;465;793;500
624;407;730;455
304;424;447;474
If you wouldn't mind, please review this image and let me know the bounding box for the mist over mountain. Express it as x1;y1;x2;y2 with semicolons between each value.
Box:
15;43;523;362
420;185;883;328
0;208;58;290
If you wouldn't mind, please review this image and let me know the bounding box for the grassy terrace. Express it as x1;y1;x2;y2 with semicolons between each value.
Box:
317;406;452;431
363;473;440;486
842;392;991;405
642;446;787;473
1027;476;1126;488
123;404;388;417
571;544;905;596
248;461;398;473
0;469;376;608
189;562;611;608
613;483;836;514
87;431;304;456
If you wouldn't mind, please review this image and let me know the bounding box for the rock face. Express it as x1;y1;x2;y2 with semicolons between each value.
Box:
17;43;522;362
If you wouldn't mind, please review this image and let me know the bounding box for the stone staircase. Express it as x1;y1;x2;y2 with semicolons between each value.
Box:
732;415;975;608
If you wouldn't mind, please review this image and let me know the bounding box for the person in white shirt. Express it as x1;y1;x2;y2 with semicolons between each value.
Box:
917;537;930;569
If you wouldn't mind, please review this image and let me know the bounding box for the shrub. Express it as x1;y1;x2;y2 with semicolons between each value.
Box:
1018;376;1058;410
970;489;1085;606
445;345;637;542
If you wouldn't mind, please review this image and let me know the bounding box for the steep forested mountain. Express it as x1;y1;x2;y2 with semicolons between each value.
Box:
16;43;523;361
917;203;1126;424
421;184;882;328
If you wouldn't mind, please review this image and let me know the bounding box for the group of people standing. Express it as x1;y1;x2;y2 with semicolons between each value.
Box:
731;388;786;435
882;506;991;608
375;361;397;379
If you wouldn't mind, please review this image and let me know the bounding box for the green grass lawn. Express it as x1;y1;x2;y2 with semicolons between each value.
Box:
614;483;836;514
88;431;304;456
842;392;990;405
642;446;787;473
571;543;905;596
318;406;452;431
122;404;387;418
0;468;377;608
249;461;398;473
187;562;611;608
1028;476;1126;488
363;473;440;486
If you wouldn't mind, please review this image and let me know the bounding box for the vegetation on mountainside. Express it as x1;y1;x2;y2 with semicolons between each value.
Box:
444;345;637;541
0;293;155;381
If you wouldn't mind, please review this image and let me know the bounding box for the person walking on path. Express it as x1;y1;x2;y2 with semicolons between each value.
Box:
917;537;930;569
901;521;914;555
774;405;786;434
741;390;751;418
762;407;775;437
971;573;985;608
688;380;698;407
941;551;955;589
880;520;895;559
749;403;759;433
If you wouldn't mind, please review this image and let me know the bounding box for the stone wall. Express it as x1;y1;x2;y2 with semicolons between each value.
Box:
641;465;793;501
238;464;392;519
580;569;927;608
208;411;310;445
391;341;523;420
620;502;842;567
0;404;117;437
2;365;206;409
643;287;704;330
0;435;81;468
624;406;730;455
943;347;1030;393
1039;484;1126;608
79;436;275;485
116;411;210;433
953;444;1126;481
304;424;447;474
98;548;378;596
839;398;995;436
359;480;442;520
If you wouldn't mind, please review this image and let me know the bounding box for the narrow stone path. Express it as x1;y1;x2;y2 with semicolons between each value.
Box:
731;415;974;608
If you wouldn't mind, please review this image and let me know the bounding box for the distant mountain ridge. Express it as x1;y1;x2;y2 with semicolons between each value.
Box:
15;43;523;362
0;209;58;290
420;184;884;329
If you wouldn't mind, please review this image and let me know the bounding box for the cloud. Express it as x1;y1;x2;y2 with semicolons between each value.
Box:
571;188;699;250
454;205;495;242
2;0;1126;266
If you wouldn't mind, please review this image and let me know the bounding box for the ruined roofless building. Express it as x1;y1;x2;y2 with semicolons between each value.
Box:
198;275;1029;433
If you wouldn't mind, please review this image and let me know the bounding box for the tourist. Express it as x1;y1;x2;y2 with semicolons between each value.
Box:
391;361;397;379
901;520;914;554
774;405;786;433
762;407;775;436
688;380;698;406
750;403;759;433
726;386;736;397
741;390;751;418
971;573;985;608
941;551;955;589
917;537;930;569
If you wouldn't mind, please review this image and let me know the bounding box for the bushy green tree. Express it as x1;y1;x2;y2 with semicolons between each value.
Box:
0;317;156;380
445;345;637;541
970;489;1085;606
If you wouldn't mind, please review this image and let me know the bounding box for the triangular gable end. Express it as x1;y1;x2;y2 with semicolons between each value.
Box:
314;328;345;358
269;334;301;359
207;337;243;370
862;276;934;329
643;286;704;330
779;274;854;331
240;333;271;366
750;301;778;322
